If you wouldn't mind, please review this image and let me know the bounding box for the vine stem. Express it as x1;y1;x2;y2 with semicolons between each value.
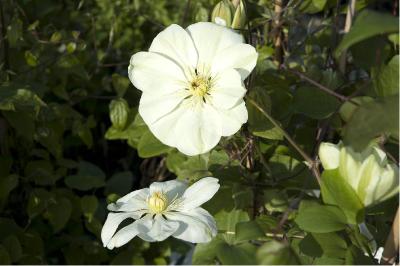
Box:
339;0;356;73
283;66;360;105
247;98;321;185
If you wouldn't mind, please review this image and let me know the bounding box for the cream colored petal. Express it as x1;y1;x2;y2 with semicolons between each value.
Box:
211;43;258;80
174;104;222;156
149;179;188;202
166;207;217;243
180;177;220;210
210;68;246;110
318;142;340;170
186;22;244;68
218;100;248;136
149;24;198;71
139;90;188;125
128;51;187;95
137;215;179;242
101;212;134;248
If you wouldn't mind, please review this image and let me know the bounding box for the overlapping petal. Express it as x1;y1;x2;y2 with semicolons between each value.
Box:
167;207;217;243
149;179;188;201
218;100;248;136
180;177;220;211
138;215;180;242
149;24;198;71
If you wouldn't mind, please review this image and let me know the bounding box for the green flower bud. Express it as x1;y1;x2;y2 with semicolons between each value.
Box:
231;0;246;29
319;142;399;207
109;98;129;129
211;0;234;27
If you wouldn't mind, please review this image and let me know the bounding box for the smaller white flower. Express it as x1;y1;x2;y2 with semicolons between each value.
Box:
101;177;220;249
319;142;399;207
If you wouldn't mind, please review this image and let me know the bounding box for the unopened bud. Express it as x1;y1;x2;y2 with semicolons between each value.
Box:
231;0;246;29
211;0;234;27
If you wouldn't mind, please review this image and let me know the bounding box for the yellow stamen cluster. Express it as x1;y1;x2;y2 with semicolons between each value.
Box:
147;192;168;213
189;75;211;98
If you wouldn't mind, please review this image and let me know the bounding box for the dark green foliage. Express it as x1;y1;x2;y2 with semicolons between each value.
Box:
0;0;397;265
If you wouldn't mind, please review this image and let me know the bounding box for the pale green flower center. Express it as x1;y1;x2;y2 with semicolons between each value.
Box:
148;192;167;213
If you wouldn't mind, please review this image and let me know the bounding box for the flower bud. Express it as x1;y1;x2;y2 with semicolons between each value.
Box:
319;142;399;207
211;0;234;27
109;98;129;129
231;0;247;29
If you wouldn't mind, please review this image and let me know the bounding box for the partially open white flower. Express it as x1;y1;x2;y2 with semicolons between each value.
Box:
319;142;399;207
128;22;258;156
101;177;219;249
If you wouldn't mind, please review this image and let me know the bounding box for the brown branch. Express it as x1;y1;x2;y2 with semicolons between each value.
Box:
284;66;360;105
272;0;285;64
381;207;399;264
247;98;321;185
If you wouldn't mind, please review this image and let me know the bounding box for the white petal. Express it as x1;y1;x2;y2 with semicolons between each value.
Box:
210;68;246;109
186;22;244;67
107;188;149;212
138;215;179;242
106;216;153;249
339;146;363;189
211;43;258;80
147;104;187;148
101;212;135;248
149;24;198;71
166;207;217;243
318;142;340;170
139;90;188;125
174;104;222;156
128;51;187;95
180;177;220;210
218;100;248;136
149;179;188;201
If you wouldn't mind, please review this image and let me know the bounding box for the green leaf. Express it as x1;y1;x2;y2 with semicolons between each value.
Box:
372;55;399;97
263;189;289;213
7;17;23;47
299;233;347;259
343;96;398;151
192;237;224;265
0;245;10;265
215;209;249;244
0;174;18;210
256;240;300;265
235;221;265;243
65;161;105;191
109;98;130;129
295;200;347;233
293;86;340;119
299;0;327;14
27;189;53;218
137;130;173;158
24;51;38;67
2;235;22;263
216;242;257;265
335;10;399;58
46;196;72;232
112;74;131;97
105;171;134;196
81;195;98;222
339;96;374;122
25;160;56;186
248;88;283;140
321;169;365;224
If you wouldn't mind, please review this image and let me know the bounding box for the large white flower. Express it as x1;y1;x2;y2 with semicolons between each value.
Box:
319;142;399;207
101;177;219;249
128;22;258;156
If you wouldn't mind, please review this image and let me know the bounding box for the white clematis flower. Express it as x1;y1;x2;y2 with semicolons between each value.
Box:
101;177;220;249
319;142;399;207
128;22;258;156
